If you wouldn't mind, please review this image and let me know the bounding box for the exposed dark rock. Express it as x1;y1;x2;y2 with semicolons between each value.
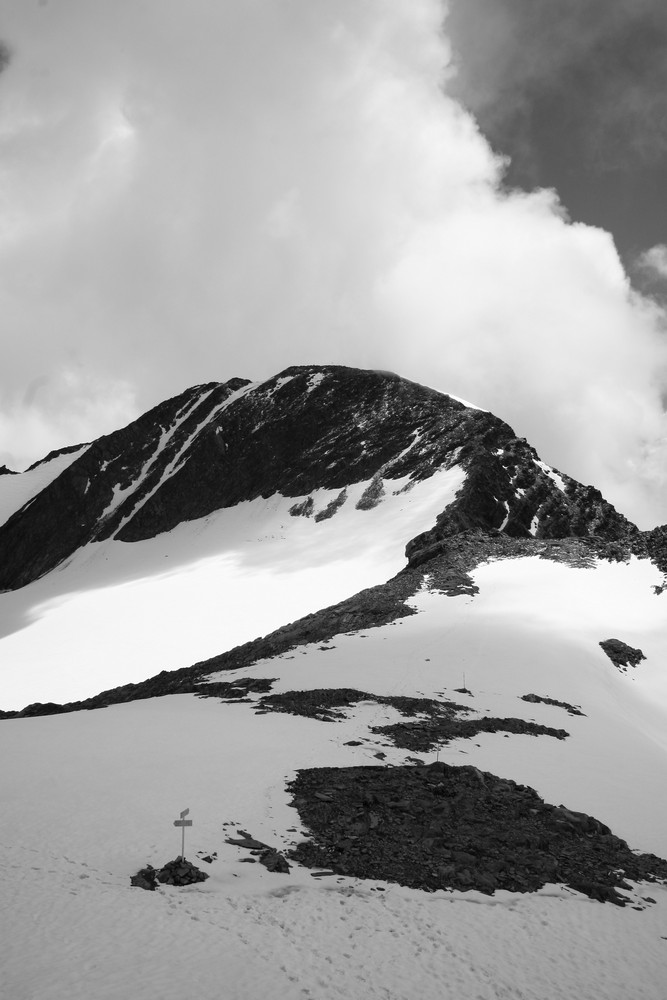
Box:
257;687;469;724
599;639;646;672
132;858;209;889
154;857;209;886
288;763;667;903
356;474;385;510
405;434;639;569
130;865;158;890
521;694;586;716
289;497;314;517
372;715;568;753
0;464;17;476
0;670;279;719
10;701;70;718
256;687;568;752
639;524;667;578
314;489;348;522
195;677;276;701
225;830;290;873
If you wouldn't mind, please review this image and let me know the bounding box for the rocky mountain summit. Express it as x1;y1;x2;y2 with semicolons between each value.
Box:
0;364;653;592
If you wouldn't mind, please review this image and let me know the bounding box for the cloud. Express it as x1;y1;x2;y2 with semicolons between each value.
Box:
0;369;138;472
637;245;667;281
0;1;665;525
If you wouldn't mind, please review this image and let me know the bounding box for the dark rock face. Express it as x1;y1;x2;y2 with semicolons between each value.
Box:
641;524;667;578
0;364;643;591
288;762;667;903
599;638;646;672
404;437;638;568
0;381;242;589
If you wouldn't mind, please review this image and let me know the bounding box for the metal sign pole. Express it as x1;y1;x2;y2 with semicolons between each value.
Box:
173;808;192;859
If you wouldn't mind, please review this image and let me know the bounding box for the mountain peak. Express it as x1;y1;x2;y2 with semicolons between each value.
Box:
0;365;644;591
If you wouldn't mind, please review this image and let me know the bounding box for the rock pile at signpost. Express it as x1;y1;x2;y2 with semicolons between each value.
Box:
131;858;209;890
156;858;209;885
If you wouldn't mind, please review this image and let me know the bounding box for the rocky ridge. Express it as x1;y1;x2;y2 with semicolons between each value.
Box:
0;365;648;591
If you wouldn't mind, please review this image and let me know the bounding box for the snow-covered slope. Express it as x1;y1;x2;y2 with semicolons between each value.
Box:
1;553;667;1000
0;465;464;709
0;365;644;710
2;364;667;1000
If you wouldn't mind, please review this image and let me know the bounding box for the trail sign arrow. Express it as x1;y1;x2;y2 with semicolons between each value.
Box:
173;808;193;859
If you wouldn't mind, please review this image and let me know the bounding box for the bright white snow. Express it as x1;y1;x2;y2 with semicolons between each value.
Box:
445;392;486;411
0;466;465;709
534;459;567;493
2;552;667;999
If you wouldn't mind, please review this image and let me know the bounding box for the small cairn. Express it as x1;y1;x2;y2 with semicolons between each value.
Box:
131;857;209;890
156;857;209;886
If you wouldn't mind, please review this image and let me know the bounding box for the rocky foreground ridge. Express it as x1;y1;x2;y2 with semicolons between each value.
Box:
1;364;662;591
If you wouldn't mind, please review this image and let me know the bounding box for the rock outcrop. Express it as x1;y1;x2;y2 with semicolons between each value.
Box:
256;687;569;751
288;762;667;904
599;638;646;672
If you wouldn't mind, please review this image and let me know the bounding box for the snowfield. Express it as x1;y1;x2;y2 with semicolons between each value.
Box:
2;553;667;999
0;465;465;710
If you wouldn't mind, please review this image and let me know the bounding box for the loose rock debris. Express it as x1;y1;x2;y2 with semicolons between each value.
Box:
257;687;569;752
225;830;291;873
287;762;667;905
131;857;209;890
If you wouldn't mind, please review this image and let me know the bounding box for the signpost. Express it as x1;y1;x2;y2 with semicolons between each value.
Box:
173;808;193;859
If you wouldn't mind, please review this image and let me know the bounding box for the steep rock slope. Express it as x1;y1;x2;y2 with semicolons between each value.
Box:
0;365;638;591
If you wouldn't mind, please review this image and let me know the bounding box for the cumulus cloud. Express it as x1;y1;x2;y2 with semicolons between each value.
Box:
0;0;666;525
0;369;138;472
637;245;667;281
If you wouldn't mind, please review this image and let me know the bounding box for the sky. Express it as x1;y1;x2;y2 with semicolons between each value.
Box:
0;0;666;528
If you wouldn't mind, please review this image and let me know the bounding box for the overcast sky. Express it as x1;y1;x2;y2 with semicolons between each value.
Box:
1;0;666;528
